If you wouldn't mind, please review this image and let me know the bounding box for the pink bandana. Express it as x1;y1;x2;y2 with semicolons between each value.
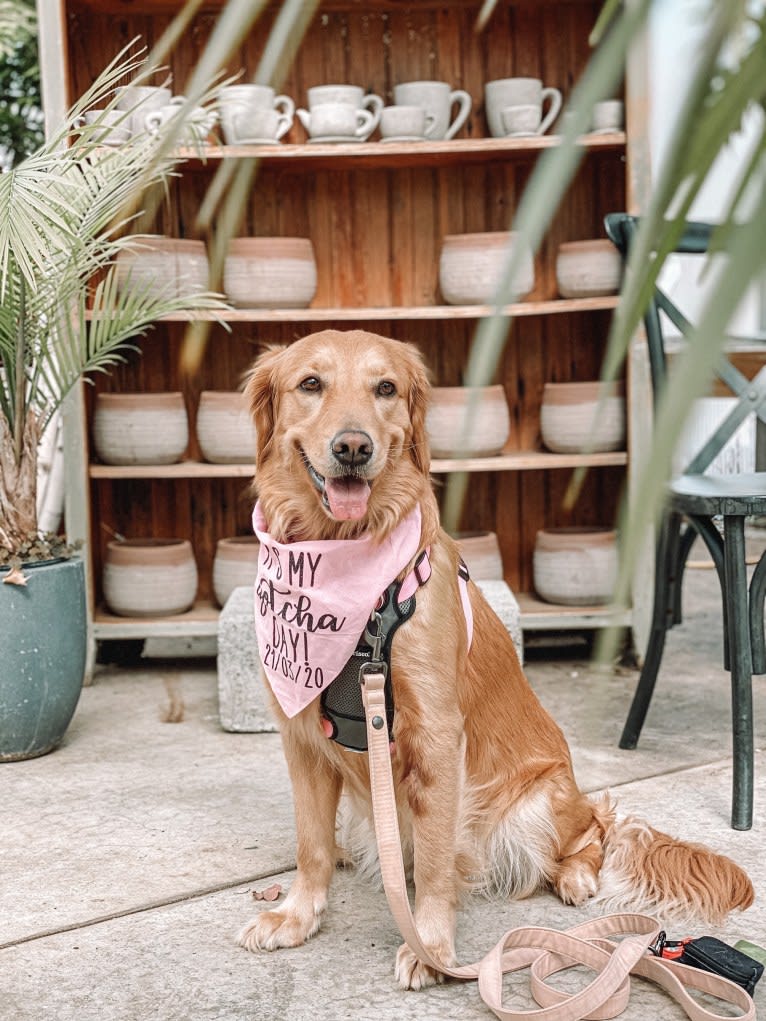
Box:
252;502;423;718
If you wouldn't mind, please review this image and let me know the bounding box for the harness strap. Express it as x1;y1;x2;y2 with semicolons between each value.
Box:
360;669;755;1020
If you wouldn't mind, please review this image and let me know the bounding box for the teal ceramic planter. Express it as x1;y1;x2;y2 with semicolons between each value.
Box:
0;557;87;760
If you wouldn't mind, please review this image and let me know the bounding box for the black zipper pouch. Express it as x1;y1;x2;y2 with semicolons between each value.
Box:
679;936;764;996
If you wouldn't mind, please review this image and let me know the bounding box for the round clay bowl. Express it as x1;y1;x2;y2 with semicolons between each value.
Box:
540;380;625;454
212;536;261;607
533;527;618;606
427;385;510;458
93;392;188;465
439;231;535;305
115;236;209;300
555;239;622;298
452;530;504;580
103;538;198;617
196;391;257;464
223;237;317;308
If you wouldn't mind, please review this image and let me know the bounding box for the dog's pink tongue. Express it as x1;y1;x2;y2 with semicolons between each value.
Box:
325;476;371;521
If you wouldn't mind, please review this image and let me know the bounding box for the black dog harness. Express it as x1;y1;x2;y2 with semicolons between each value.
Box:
320;552;470;751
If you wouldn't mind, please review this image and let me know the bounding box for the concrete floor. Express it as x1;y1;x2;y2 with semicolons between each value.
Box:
3;565;765;1020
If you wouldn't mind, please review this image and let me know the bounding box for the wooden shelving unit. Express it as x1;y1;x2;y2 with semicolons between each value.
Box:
38;0;647;657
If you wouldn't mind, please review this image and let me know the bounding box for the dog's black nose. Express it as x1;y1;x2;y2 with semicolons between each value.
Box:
331;430;373;466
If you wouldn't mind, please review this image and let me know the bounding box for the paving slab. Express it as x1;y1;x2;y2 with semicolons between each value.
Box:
3;665;294;945
3;754;764;1021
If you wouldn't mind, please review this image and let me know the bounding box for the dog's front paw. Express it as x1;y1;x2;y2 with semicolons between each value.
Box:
395;942;449;990
238;907;322;952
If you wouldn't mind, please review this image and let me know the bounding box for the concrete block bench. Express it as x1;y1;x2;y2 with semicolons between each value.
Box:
217;581;523;733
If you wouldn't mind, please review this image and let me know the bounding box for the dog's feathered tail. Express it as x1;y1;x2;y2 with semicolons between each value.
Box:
594;810;754;925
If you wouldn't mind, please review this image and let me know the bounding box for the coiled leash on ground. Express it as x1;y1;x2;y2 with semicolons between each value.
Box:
360;669;757;1020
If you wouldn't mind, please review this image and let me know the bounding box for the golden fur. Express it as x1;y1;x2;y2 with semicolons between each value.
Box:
238;328;753;990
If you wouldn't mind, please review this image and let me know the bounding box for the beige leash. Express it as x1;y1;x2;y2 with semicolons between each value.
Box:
360;669;756;1020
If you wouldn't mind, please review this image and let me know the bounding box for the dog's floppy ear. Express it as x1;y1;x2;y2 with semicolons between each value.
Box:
244;345;286;466
401;342;431;477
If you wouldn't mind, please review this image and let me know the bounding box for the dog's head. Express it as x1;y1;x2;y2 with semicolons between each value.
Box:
245;329;432;540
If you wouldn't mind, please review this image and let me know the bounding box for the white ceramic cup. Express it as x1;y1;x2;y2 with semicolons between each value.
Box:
379;104;435;141
501;103;542;137
296;101;376;141
144;97;218;144
76;109;131;145
484;77;562;137
115;85;173;135
218;84;295;144
221;105;291;144
393;80;471;140
591;99;624;133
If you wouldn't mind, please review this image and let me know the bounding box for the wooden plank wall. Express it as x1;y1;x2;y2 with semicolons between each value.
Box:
67;1;626;602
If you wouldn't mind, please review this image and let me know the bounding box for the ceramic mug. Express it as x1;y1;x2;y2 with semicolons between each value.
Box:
501;103;541;137
307;84;383;117
75;109;131;145
379;104;436;142
144;97;218;144
296;101;376;141
484;77;562;137
115;84;172;135
218;84;295;144
222;105;291;144
393;80;471;140
591;99;624;133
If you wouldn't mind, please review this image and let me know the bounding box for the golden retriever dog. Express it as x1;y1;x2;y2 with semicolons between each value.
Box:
238;328;753;990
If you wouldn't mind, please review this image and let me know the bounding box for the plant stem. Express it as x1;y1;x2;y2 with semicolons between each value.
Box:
13;272;26;466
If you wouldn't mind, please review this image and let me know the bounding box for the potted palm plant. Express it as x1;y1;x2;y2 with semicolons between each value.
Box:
0;44;225;759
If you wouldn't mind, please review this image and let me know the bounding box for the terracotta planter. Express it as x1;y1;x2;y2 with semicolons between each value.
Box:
196;391;257;464
533;527;618;606
103;539;198;617
223;237;317;308
213;537;261;607
93;392;188;465
555;239;622;298
427;385;510;458
452;530;503;580
115;236;209;300
540;380;625;454
439;231;535;305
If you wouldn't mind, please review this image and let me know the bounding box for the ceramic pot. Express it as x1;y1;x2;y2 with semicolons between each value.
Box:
533;527;618;606
196;391;257;464
213;537;261;607
555;239;622;298
540;381;625;454
427;385;510;458
223;237;317;308
103;539;198;618
439;232;535;305
115;237;209;300
0;557;86;760
93;392;188;465
452;531;504;580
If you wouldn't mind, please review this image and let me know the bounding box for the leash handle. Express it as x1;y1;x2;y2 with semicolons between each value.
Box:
361;671;755;1021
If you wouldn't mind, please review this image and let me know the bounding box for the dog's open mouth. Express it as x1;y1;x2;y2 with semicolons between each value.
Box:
303;453;371;522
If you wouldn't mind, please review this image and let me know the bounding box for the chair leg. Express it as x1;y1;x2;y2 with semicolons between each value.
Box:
619;511;682;750
722;515;754;831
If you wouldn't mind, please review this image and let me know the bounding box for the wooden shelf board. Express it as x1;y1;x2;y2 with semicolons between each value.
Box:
93;595;630;641
89;450;627;480
86;297;619;324
515;592;631;631
93;601;220;639
176;133;626;171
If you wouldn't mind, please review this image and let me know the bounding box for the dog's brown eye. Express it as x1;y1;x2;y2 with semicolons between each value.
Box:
376;380;397;397
299;376;321;393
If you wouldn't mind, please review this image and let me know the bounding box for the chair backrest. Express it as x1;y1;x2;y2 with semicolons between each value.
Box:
604;212;766;476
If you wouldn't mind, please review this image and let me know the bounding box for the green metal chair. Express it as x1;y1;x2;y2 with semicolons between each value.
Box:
605;212;766;830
